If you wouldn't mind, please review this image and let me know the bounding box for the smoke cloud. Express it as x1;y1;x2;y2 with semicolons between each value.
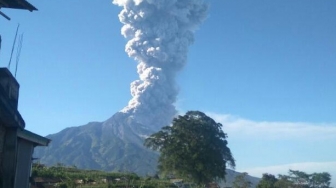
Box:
113;0;208;130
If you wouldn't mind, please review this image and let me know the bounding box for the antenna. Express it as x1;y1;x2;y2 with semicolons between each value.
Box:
8;24;20;69
15;33;23;77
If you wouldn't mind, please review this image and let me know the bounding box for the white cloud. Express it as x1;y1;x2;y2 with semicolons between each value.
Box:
240;161;336;187
203;112;336;186
207;112;336;140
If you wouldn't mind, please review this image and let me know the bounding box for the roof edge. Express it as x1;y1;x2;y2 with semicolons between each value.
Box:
17;129;51;146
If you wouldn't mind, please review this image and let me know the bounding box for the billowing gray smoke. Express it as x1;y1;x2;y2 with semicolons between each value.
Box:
113;0;208;130
33;0;208;173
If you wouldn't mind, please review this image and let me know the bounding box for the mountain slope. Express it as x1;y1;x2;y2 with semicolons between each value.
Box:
35;112;260;187
35;112;159;175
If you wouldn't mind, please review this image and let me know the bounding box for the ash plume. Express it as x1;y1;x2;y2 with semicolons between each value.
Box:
113;0;208;130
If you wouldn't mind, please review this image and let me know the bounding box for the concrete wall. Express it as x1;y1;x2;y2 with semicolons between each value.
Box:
0;124;5;166
14;138;34;188
0;124;5;185
1;128;18;187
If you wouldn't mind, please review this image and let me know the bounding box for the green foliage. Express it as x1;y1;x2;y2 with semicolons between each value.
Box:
58;182;68;188
31;163;177;188
232;172;252;188
274;175;292;188
32;163;140;181
283;170;332;188
310;172;331;188
257;173;278;188
144;111;235;186
257;170;332;188
288;170;310;188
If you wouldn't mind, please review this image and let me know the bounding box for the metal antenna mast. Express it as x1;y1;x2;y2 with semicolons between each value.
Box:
15;33;23;77
8;24;20;69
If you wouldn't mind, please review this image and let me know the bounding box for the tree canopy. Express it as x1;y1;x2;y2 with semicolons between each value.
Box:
233;172;252;188
257;173;278;188
257;170;332;188
144;111;235;186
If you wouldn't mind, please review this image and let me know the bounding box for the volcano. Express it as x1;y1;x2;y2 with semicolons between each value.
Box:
35;0;210;175
34;112;159;175
38;0;209;178
34;112;261;187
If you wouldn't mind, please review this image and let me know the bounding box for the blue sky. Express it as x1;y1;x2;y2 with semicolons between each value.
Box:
1;0;335;185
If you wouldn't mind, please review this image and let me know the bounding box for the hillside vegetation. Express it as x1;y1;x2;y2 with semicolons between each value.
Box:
31;163;177;188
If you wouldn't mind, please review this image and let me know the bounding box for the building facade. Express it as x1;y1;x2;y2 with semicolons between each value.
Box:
0;68;50;188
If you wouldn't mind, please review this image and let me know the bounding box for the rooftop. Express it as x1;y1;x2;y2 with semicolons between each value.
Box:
0;0;37;20
0;0;37;11
18;129;51;146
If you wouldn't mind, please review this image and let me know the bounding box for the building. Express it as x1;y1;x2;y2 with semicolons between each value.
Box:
0;68;50;188
1;2;50;187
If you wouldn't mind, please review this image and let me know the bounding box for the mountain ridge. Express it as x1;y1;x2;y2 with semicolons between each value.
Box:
35;112;159;175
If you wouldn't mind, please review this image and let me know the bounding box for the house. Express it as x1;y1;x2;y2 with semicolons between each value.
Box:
31;177;62;188
1;1;48;187
0;68;50;188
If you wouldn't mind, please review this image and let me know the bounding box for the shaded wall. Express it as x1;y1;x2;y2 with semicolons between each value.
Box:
15;138;34;188
0;124;5;185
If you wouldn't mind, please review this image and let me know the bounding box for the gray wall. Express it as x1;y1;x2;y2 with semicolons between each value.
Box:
0;124;5;167
14;138;34;188
0;124;5;184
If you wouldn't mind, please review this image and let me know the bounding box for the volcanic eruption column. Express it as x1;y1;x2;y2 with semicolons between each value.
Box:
113;0;208;130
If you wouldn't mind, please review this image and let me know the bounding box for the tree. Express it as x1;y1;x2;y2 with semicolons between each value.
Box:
260;170;333;188
274;174;293;188
144;111;235;187
257;173;278;188
288;170;310;188
232;172;252;188
285;170;332;188
310;172;331;188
